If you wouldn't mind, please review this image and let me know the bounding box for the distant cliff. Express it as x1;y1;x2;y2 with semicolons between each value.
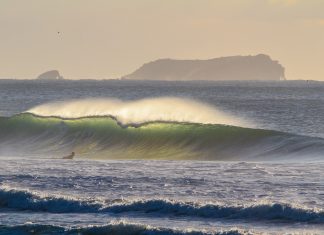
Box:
36;70;64;80
122;54;285;81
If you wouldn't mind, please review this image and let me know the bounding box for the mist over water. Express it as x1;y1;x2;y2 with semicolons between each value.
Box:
27;97;246;127
2;80;324;138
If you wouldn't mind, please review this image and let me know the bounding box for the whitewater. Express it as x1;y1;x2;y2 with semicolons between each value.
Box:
1;80;324;234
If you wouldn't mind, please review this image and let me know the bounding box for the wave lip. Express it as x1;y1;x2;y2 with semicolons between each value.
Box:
1;188;324;223
0;222;244;235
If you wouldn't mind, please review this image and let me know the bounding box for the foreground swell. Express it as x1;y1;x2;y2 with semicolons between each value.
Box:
1;187;324;223
0;113;324;160
0;222;244;235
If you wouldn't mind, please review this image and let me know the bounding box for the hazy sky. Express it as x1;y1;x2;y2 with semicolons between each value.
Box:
0;0;323;80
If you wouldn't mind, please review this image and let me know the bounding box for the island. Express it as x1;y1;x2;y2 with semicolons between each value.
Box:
122;54;286;81
36;70;64;80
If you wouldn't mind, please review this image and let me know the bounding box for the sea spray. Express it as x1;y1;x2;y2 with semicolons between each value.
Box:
27;97;247;126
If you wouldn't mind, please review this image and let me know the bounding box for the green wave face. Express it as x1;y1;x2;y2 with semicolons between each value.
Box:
0;113;323;160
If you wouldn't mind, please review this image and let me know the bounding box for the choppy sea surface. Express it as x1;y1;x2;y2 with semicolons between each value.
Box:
1;80;324;234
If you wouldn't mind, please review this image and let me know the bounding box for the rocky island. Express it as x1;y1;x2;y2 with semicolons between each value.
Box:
122;54;285;81
36;70;64;80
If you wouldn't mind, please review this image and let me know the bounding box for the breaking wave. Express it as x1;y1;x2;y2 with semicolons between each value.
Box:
1;187;324;223
0;112;324;160
0;222;244;235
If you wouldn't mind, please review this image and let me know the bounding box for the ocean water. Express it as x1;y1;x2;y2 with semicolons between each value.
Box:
0;80;324;234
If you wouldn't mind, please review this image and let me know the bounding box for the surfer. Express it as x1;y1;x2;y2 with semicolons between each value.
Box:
62;152;75;159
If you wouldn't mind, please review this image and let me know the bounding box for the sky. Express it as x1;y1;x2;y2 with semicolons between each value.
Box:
0;0;323;80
